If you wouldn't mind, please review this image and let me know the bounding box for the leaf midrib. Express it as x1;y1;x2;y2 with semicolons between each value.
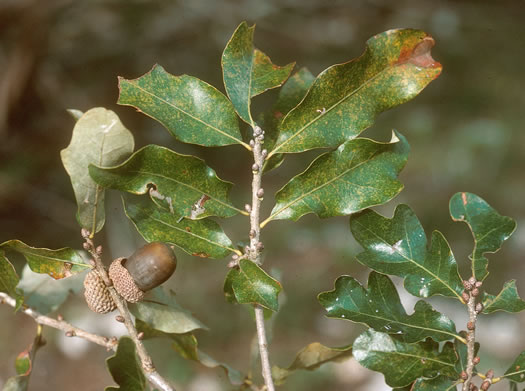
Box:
272;66;386;154
266;149;383;223
354;220;463;300
124;81;245;145
146;215;236;253
128;169;242;215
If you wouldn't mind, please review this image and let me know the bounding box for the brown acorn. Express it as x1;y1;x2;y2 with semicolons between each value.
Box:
83;270;117;313
109;242;177;302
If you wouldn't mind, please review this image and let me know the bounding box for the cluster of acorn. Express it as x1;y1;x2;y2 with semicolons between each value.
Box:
83;242;177;313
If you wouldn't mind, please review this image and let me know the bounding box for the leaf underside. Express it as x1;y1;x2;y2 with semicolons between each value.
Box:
61;107;134;233
105;337;146;391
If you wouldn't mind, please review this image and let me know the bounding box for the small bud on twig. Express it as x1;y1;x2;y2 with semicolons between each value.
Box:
96;245;103;255
137;332;144;340
83;242;90;251
461;371;468;380
232;254;239;260
249;140;255;147
252;163;260;172
462;291;470;303
65;330;75;337
475;281;483;288
473;356;481;365
57;314;64;321
481;380;491;390
468;276;477;286
472;287;480;297
467;321;475;330
257;188;264;198
115;315;125;323
476;303;484;313
261;149;268;159
256;242;264;251
245;204;252;213
485;369;494;379
81;228;90;238
463;280;473;291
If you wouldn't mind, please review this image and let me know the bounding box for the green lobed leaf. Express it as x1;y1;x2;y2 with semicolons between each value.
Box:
504;351;525;383
482;280;525;314
269;28;442;156
412;377;459;390
0;240;90;280
449;192;516;281
118;64;246;148
3;327;44;391
222;21;294;125
262;67;316;173
61;107;134;233
225;259;281;311
271;342;352;385
124;197;235;259
128;287;206;334
351;205;464;300
105;337;146;391
136;320;244;385
353;330;457;388
263;131;409;225
89;145;241;219
17;265;85;314
0;250;20;299
318;272;460;343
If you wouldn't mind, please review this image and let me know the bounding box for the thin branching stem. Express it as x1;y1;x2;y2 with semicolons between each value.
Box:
0;292;116;350
247;125;275;391
462;277;480;391
82;231;175;391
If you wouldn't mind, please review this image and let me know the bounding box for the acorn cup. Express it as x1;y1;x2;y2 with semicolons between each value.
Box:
83;242;177;313
109;242;177;303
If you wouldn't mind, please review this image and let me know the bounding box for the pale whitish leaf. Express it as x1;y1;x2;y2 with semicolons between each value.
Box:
61;107;134;233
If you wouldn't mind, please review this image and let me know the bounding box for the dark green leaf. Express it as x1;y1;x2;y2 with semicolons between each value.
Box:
271;342;352;385
0;240;90;280
262;67;315;173
412;377;459;390
318;272;461;343
3;327;44;391
351;205;464;300
17;265;85;314
353;330;457;388
61;107;134;233
269;29;441;155
226;259;281;311
89;145;241;219
128;287;206;334
118;64;246;148
105;337;146;391
0;250;20;299
449;192;516;281
504;351;525;383
124;197;236;259
263;131;409;226
136;321;244;385
482;280;525;314
222;22;294;125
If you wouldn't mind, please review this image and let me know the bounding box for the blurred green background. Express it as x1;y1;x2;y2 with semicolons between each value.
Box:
1;0;524;390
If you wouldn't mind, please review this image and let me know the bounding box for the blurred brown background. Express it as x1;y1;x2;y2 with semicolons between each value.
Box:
1;0;524;390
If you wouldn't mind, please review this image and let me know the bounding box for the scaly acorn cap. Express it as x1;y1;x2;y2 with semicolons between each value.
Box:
83;270;116;314
109;257;145;303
